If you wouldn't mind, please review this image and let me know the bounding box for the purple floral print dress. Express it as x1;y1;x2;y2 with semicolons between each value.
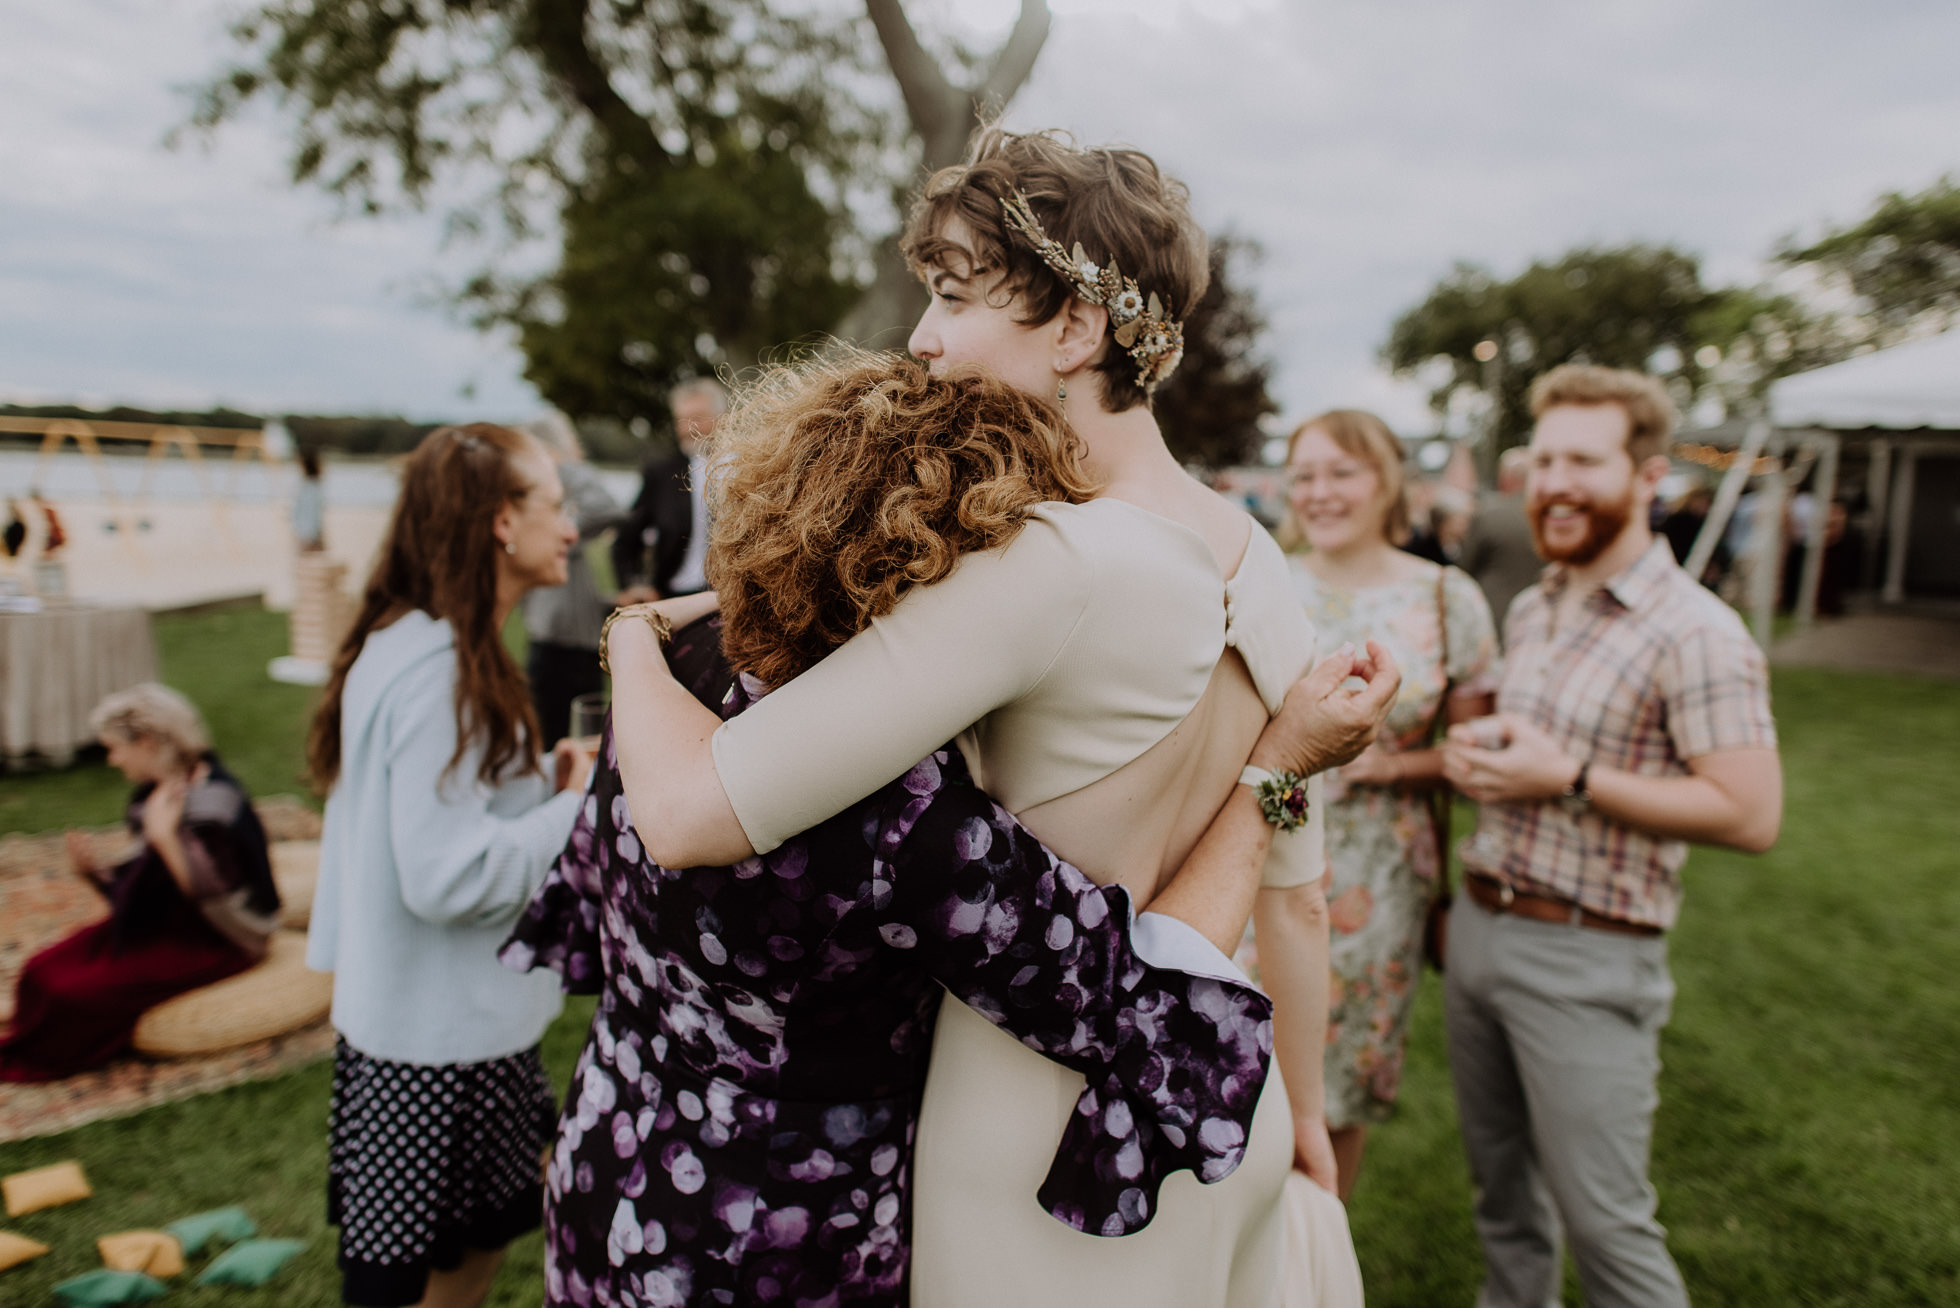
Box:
501;619;1275;1307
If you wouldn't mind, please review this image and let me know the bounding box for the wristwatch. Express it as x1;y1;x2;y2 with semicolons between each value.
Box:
1241;765;1311;832
1559;761;1593;816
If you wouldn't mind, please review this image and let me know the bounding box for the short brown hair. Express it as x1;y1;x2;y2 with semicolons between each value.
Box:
1284;409;1410;545
1528;364;1676;463
901;125;1209;414
307;423;545;791
707;351;1097;688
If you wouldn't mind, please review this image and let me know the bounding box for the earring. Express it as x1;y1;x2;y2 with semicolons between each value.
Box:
504;540;516;555
1056;375;1068;402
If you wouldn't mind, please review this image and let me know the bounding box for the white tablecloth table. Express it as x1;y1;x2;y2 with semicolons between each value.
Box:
0;604;159;763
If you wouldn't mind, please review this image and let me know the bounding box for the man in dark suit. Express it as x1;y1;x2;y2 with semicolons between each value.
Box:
613;378;726;600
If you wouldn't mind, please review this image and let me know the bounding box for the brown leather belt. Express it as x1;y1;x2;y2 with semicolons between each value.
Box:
1465;873;1662;938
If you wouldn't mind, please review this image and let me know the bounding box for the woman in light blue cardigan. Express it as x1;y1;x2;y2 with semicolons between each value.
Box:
307;422;589;1308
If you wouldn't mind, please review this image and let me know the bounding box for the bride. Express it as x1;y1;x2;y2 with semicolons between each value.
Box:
609;126;1396;1306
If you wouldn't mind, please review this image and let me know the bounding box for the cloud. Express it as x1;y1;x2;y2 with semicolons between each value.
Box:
0;0;540;418
2;0;1956;431
1004;0;1960;430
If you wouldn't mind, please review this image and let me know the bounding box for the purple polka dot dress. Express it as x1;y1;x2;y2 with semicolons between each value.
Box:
502;620;1275;1306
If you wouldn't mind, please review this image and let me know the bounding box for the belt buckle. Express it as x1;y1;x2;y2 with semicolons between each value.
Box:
1497;880;1515;908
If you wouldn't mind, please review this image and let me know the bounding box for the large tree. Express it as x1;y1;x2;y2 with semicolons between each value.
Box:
837;0;1051;344
187;0;892;421
1779;176;1960;342
1383;244;1847;452
188;1;1055;421
1153;236;1278;469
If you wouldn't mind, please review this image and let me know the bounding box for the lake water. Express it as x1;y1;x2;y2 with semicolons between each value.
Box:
0;450;641;509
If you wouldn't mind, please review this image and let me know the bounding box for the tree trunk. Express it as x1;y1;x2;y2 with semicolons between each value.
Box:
836;0;1051;346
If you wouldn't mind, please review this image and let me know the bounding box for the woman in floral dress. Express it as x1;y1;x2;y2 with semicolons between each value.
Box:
503;360;1360;1306
1282;410;1499;1200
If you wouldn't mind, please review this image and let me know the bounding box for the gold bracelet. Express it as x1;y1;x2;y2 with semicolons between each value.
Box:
600;602;674;674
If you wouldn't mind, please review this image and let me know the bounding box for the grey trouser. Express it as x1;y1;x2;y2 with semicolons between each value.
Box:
1443;892;1688;1308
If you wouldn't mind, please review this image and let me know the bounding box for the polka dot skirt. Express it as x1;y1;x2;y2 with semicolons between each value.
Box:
327;1037;557;1306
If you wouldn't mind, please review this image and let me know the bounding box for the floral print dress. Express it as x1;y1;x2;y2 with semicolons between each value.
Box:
501;621;1276;1307
1290;559;1497;1128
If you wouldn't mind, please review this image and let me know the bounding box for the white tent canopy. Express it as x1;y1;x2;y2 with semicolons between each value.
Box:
1771;329;1960;430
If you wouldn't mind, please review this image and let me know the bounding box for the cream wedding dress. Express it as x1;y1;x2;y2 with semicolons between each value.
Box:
710;499;1344;1307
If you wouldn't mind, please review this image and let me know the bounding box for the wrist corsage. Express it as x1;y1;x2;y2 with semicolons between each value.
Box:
1240;765;1311;832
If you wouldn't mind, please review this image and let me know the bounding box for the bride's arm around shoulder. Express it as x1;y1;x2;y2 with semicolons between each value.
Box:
613;512;1096;869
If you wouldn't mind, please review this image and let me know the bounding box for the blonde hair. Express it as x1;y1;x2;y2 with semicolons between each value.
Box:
1528;364;1677;463
91;683;209;768
707;350;1098;688
1282;409;1410;546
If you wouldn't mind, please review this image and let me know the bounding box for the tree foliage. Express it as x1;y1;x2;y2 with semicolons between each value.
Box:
1779;176;1960;340
1153;236;1277;469
838;0;1050;344
1383;245;1849;450
187;0;891;419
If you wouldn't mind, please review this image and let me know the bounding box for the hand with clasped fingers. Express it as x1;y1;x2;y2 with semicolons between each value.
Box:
1441;711;1580;804
1249;640;1402;779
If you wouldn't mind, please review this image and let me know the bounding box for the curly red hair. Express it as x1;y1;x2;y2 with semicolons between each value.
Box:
708;351;1098;687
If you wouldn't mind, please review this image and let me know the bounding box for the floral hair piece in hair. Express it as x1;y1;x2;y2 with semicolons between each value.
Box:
1000;190;1186;396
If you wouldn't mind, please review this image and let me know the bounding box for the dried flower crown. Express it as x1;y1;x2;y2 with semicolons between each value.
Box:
1000;191;1186;397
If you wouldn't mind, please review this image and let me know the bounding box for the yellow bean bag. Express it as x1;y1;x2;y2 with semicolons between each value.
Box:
0;1231;51;1271
3;1161;91;1217
269;840;319;929
97;1232;184;1278
131;931;330;1059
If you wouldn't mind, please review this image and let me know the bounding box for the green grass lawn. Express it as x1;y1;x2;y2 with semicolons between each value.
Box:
3;609;1956;1306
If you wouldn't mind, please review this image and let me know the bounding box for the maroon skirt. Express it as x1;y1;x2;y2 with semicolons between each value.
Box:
0;909;253;1083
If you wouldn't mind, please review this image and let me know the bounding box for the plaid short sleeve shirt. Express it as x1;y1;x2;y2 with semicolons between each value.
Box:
1459;539;1777;929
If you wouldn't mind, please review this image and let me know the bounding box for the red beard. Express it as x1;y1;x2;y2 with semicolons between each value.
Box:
1530;485;1634;566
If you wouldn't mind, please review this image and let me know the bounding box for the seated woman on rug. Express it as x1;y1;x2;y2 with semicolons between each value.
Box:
0;683;280;1083
503;355;1388;1306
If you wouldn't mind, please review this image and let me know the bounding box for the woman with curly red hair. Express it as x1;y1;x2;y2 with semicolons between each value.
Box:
509;353;1377;1306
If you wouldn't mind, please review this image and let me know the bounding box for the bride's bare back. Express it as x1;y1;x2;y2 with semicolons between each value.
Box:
1012;480;1271;904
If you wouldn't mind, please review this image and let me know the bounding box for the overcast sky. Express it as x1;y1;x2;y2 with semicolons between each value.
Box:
3;0;1956;434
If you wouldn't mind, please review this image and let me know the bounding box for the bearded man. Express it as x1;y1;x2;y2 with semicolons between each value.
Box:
1439;364;1783;1308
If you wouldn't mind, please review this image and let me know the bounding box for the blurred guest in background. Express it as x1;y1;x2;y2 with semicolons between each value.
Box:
1460;446;1540;641
1780;486;1856;616
612;377;725;600
307;422;591;1308
31;488;65;555
1660;483;1727;588
0;684;278;1082
1443;365;1781;1308
1426;485;1476;564
1283;409;1498;1198
294;447;327;552
4;499;26;558
519;412;629;744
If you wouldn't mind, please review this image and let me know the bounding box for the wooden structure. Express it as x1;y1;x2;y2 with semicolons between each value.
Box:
0;415;280;506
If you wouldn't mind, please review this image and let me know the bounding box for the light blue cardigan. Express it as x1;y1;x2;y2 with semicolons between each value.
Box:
308;609;578;1065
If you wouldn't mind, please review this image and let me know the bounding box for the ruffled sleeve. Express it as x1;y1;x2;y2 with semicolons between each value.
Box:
498;729;610;994
875;749;1274;1237
503;616;738;994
